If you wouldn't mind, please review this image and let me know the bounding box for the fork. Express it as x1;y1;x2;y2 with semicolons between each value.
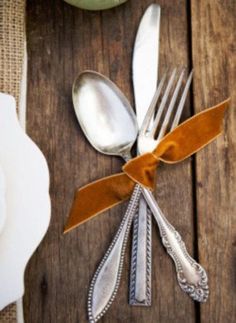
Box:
137;69;209;303
88;69;209;323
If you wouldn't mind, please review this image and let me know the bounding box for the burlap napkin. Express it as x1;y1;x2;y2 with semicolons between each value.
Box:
0;0;25;107
0;0;26;322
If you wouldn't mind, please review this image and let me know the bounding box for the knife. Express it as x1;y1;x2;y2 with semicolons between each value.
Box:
130;4;161;306
87;5;161;321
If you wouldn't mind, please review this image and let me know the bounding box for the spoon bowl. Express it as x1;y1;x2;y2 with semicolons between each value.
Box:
72;71;138;158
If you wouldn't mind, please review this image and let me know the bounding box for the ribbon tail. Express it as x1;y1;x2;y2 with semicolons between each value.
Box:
64;173;135;233
154;99;230;163
65;99;229;234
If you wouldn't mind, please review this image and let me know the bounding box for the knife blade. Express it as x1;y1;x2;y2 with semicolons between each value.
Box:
130;3;160;306
132;4;160;128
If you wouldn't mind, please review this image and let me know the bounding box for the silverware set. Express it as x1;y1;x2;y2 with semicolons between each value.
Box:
72;4;209;322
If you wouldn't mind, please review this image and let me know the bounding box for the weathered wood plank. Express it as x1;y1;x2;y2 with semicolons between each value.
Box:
24;0;195;322
191;1;236;322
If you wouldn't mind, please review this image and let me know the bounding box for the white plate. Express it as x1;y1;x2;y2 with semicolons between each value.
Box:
0;93;51;310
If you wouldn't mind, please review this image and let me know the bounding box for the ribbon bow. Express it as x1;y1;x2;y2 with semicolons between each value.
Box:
64;99;229;233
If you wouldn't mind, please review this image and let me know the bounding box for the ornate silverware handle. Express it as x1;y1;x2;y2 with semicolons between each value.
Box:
129;197;152;306
88;184;142;322
142;187;209;302
88;183;209;323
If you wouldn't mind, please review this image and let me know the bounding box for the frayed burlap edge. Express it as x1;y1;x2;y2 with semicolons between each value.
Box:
0;0;26;322
0;0;26;109
0;303;17;323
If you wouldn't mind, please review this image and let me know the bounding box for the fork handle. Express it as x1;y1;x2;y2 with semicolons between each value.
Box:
141;187;209;302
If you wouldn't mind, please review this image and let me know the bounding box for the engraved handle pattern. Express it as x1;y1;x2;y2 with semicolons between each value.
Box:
129;196;152;306
88;184;142;323
88;184;209;323
142;188;209;302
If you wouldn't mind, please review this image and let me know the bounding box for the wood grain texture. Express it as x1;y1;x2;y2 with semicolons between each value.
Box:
23;0;236;322
191;1;236;322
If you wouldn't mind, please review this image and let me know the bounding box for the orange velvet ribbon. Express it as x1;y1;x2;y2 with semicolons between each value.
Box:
64;99;229;233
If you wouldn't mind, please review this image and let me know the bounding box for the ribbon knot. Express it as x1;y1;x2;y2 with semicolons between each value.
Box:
64;99;229;233
122;152;159;190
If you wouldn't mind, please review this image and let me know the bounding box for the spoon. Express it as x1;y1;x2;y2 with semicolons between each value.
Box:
73;71;147;321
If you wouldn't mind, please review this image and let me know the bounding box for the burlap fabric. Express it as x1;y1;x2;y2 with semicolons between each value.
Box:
0;0;26;321
0;303;16;323
0;0;25;108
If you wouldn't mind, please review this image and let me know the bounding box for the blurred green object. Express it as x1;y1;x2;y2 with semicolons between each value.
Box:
64;0;128;10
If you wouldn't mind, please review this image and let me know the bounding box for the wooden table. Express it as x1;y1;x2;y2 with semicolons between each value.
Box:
24;1;236;322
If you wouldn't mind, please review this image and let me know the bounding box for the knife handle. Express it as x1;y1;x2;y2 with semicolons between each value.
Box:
129;195;152;306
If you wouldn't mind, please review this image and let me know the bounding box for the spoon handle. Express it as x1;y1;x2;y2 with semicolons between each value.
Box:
88;184;142;323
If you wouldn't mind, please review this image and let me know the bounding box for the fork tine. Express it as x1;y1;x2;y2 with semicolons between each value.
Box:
171;70;193;130
140;72;167;135
150;68;177;137
157;68;185;141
